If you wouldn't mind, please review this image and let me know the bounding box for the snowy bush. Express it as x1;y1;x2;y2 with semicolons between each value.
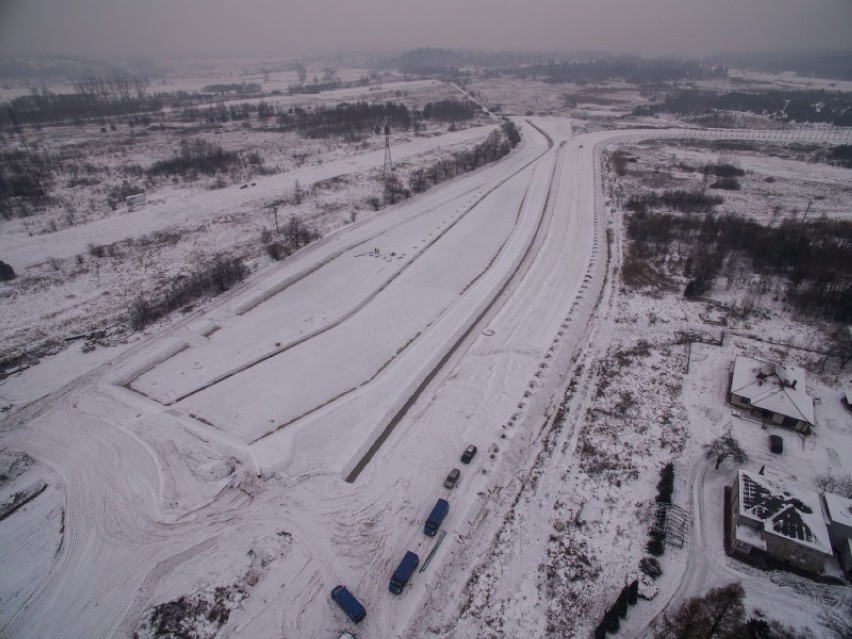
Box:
639;556;662;579
134;584;245;639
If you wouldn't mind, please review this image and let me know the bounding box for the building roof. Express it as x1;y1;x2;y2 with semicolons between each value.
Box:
736;469;832;556
731;356;815;426
823;492;852;530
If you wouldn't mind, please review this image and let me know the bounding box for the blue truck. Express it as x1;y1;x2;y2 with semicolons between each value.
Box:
330;585;366;623
423;498;449;537
389;551;420;594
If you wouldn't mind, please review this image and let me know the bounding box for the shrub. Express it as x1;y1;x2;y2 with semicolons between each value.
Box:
603;606;620;633
656;462;675;503
106;179;143;210
149;138;239;177
265;242;290;261
827;144;852;168
615;587;629;618
502;120;521;147
628;579;639;605
646;536;665;556
0;260;15;281
710;177;741;190
706;163;745;178
640;556;662;579
129;256;247;330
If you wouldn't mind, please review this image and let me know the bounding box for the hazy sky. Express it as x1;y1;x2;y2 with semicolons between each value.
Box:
1;0;850;59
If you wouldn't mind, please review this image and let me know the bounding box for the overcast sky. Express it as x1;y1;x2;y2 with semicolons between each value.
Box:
1;0;851;59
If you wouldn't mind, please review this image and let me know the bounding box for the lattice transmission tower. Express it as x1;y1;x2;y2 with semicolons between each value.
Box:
382;122;393;177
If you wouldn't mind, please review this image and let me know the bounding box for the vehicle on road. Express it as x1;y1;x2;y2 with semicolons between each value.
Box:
460;444;477;464
769;434;783;454
444;468;461;489
331;585;366;624
424;498;449;536
389;551;420;594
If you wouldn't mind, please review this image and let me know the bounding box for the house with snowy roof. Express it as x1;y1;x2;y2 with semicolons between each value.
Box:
729;469;833;574
822;492;852;573
729;356;815;434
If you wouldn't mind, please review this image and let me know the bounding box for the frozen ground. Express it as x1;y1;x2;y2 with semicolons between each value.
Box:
1;80;851;639
0;114;494;367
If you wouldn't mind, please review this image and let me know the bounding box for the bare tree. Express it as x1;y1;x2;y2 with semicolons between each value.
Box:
383;175;407;204
704;431;749;470
815;472;852;499
654;582;745;639
292;180;305;205
295;63;307;85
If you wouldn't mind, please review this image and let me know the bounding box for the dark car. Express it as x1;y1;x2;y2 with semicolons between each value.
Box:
460;445;477;464
769;434;783;454
389;551;420;594
331;585;366;624
444;468;461;489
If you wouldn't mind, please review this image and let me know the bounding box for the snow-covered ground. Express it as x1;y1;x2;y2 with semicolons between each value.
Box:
1;71;851;639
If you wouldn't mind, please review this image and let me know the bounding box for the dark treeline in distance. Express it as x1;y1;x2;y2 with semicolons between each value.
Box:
276;101;411;138
1;78;163;127
200;82;262;95
506;58;726;85
421;99;480;122
393;48;727;85
634;89;852;126
709;49;852;82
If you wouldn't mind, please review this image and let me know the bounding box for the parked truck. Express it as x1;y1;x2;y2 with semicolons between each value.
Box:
423;498;449;537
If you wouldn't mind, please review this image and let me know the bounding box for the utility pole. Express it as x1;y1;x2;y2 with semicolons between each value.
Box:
382;122;393;178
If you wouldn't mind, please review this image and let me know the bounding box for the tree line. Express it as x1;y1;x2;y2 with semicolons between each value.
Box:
421;99;480;122
633;89;852;126
148;138;240;178
400;121;520;201
200;82;261;94
391;48;727;86
1;77;163;127
276;101;412;138
514;57;727;85
626;202;852;320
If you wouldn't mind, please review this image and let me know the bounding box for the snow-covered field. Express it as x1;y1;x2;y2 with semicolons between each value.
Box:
1;70;851;639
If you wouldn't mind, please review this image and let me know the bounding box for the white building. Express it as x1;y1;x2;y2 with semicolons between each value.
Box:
729;356;815;433
729;469;832;574
822;491;852;573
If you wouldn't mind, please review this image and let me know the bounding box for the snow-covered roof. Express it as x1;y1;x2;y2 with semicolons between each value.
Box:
822;492;852;530
736;469;831;555
845;389;852;405
730;356;815;426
